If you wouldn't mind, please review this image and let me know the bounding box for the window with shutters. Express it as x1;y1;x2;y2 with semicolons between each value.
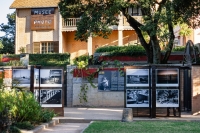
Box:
34;41;59;53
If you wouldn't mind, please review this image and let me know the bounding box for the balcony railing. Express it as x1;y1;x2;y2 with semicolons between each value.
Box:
62;16;143;29
62;18;81;28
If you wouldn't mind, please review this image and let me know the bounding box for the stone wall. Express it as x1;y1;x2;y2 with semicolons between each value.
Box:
72;83;124;107
191;65;200;115
66;65;124;107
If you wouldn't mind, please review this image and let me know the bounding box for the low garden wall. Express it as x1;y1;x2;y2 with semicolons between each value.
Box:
191;65;200;115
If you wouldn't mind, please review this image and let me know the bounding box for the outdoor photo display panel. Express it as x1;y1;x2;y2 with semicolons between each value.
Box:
34;69;62;87
98;70;124;91
34;89;62;107
126;89;149;107
156;69;179;87
12;69;30;87
156;89;179;107
126;69;149;87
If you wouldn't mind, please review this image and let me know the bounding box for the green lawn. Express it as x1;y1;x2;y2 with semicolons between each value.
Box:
83;120;200;133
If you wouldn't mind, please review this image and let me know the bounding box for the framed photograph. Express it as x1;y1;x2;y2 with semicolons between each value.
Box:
156;89;179;107
156;69;179;87
126;89;149;107
12;69;30;87
98;70;111;91
34;89;62;107
126;69;149;87
34;69;63;87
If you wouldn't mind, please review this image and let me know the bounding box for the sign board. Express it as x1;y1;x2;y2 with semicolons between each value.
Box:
31;8;55;30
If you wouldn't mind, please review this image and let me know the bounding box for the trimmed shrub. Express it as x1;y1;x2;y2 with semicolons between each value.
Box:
29;53;70;67
95;45;146;56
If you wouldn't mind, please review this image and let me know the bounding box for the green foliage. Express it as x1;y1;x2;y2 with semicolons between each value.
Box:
73;55;94;68
6;60;24;66
59;0;200;64
29;53;70;67
79;84;89;103
179;23;192;37
14;121;34;130
9;125;21;133
0;87;56;131
4;54;20;58
39;109;56;123
0;42;15;54
95;45;146;56
0;89;41;124
18;47;26;54
0;12;15;54
172;46;186;52
0;41;4;50
0;107;12;133
84;121;200;133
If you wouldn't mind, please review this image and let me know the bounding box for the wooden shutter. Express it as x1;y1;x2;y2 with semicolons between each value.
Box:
54;41;59;53
33;42;40;53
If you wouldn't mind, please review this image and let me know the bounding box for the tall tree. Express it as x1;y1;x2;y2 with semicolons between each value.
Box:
0;12;15;54
58;0;200;64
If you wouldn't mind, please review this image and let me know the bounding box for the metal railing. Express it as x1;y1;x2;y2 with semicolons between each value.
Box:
62;18;81;28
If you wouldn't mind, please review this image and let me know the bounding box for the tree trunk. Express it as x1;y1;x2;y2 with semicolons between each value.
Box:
150;36;161;64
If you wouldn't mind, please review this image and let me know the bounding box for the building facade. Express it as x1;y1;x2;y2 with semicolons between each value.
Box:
10;0;140;59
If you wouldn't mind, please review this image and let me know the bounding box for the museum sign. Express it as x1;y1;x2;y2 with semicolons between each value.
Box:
31;8;55;30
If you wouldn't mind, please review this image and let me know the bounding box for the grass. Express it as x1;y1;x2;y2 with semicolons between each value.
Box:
83;120;200;133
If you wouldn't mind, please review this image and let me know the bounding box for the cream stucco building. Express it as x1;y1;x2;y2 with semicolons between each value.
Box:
10;0;140;59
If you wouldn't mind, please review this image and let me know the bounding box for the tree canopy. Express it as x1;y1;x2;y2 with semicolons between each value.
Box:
0;12;15;54
58;0;200;64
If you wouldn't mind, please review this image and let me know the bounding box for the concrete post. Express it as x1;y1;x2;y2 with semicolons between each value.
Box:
122;108;133;122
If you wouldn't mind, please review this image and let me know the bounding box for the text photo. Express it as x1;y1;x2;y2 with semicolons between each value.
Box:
13;69;30;87
126;69;149;87
126;89;149;107
156;89;179;107
156;69;179;87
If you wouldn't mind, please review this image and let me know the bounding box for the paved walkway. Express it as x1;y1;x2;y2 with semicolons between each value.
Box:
38;108;200;133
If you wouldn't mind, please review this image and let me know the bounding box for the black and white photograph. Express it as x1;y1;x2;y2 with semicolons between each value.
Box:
34;69;63;87
98;70;111;91
35;89;62;107
12;69;30;87
126;69;149;87
156;89;179;107
156;69;179;87
126;89;149;107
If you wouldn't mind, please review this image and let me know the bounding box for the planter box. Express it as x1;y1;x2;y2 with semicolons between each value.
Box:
1;57;20;62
